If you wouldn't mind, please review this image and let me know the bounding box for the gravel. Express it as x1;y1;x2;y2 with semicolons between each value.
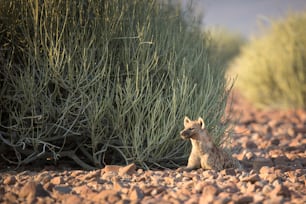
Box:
0;92;305;203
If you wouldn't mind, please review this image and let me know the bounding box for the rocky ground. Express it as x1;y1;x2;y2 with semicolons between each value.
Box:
0;92;305;204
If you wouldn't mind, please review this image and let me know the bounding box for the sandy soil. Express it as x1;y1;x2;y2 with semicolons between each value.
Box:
0;92;305;204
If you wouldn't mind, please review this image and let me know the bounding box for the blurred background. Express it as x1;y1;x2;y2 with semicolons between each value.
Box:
182;0;306;39
179;0;306;109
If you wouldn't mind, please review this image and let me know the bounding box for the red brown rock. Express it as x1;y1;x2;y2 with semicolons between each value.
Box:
20;181;49;198
271;183;291;198
119;163;137;176
3;192;18;203
253;157;274;172
103;165;121;173
259;166;273;175
216;192;231;204
92;189;120;203
62;195;83;204
50;176;64;185
70;170;83;177
53;185;72;194
245;141;258;149
3;175;16;185
235;195;254;204
113;179;126;191
129;186;144;201
241;174;260;183
202;183;219;197
73;185;95;195
220;168;236;176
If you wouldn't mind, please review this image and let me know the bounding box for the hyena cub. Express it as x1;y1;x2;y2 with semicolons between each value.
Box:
180;116;240;171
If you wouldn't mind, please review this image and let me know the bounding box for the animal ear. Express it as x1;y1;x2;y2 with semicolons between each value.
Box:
198;117;205;129
184;116;191;126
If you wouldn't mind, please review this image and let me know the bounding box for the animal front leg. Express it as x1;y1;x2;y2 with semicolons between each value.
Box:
176;154;200;172
185;154;201;171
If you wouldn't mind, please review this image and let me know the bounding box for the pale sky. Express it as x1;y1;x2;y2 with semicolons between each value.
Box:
182;0;306;38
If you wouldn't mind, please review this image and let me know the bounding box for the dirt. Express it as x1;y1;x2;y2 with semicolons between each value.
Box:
0;92;305;204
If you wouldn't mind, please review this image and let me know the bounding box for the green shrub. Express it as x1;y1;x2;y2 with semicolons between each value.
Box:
231;12;306;109
0;0;232;169
208;27;246;69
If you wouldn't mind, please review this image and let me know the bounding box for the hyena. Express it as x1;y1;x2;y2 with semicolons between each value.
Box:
180;116;240;171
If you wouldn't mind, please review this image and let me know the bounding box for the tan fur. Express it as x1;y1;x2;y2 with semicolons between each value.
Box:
180;116;240;171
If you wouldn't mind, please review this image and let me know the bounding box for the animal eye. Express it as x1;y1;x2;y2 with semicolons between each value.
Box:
188;128;194;131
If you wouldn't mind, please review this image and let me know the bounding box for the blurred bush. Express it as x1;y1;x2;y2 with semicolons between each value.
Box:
0;0;232;169
208;27;245;69
231;12;306;109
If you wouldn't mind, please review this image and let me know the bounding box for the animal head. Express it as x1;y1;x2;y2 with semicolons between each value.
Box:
180;116;205;140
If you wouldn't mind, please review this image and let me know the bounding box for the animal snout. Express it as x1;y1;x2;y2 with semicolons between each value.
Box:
180;130;186;136
180;130;190;139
